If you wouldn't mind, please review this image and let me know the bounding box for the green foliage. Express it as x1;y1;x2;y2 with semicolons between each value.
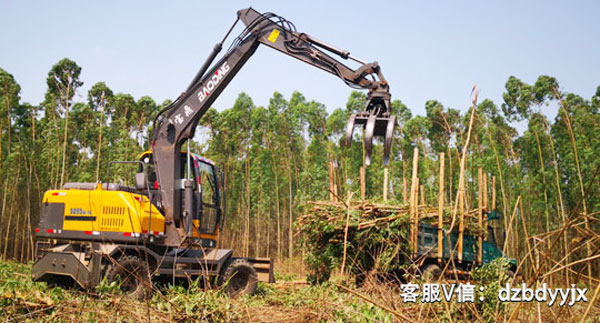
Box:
471;257;513;322
298;203;411;284
0;260;398;322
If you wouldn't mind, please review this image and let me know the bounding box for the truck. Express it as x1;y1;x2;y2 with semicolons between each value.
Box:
414;210;517;280
32;7;397;298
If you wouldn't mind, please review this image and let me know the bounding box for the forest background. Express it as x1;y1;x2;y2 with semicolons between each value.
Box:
0;59;599;279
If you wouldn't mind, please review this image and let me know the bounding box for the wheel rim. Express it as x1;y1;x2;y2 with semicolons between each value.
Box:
229;270;250;293
120;271;138;293
423;266;441;281
116;264;143;293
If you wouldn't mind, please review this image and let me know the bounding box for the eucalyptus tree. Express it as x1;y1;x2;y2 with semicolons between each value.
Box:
69;102;96;180
266;92;289;259
0;68;21;175
0;68;21;260
110;93;138;161
88;82;113;181
134;96;158;149
300;99;329;202
44;58;83;187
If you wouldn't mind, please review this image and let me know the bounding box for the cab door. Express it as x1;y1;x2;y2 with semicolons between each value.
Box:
193;158;221;243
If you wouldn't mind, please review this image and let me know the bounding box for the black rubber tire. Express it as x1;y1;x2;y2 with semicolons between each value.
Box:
506;269;521;283
105;255;152;300
421;263;442;282
219;258;258;297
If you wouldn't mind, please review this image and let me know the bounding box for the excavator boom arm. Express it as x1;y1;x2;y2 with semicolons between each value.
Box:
152;7;395;246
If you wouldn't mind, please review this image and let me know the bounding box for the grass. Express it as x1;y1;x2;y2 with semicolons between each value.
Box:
0;259;598;322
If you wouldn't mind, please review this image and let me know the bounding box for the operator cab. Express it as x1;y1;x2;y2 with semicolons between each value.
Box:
138;151;223;247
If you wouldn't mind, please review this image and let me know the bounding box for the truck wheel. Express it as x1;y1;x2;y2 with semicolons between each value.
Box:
219;258;258;297
421;263;442;282
506;269;521;283
105;255;151;300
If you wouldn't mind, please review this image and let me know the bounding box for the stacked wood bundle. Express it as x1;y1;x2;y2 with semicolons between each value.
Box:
297;200;482;235
297;199;484;284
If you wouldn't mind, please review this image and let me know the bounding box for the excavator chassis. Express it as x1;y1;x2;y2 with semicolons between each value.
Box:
32;238;274;290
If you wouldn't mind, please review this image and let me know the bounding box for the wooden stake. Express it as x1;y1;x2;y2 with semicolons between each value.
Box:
477;167;483;265
414;177;420;257
383;167;389;202
420;184;425;205
483;172;488;210
438;153;445;261
360;166;366;200
409;148;419;257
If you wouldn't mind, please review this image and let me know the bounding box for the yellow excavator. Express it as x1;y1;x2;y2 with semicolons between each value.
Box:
32;7;396;298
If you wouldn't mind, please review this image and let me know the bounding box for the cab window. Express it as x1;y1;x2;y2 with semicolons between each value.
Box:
197;161;217;205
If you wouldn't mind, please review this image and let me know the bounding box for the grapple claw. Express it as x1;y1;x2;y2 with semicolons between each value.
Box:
383;115;396;165
364;114;377;165
345;114;358;147
345;112;396;166
344;87;396;166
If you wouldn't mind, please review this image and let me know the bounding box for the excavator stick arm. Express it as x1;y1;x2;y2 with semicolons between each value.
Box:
152;7;397;246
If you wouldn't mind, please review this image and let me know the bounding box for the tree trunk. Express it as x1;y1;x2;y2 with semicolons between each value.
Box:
256;188;262;257
271;149;282;260
96;95;105;182
0;181;8;260
60;78;72;188
287;149;293;259
553;88;592;281
245;160;251;257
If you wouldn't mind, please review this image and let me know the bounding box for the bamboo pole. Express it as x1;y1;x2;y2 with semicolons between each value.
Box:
383;167;389;202
458;179;464;264
409;148;419;258
450;85;479;264
328;161;334;202
340;192;355;275
502;196;521;256
438;153;445;261
477;167;483;265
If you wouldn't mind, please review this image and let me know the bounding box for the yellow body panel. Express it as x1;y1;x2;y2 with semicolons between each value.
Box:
192;219;218;240
43;184;164;235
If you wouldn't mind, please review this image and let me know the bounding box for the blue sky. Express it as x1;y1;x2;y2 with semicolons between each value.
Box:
1;1;598;119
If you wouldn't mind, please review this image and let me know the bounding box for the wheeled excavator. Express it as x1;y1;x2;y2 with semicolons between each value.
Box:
32;7;396;297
